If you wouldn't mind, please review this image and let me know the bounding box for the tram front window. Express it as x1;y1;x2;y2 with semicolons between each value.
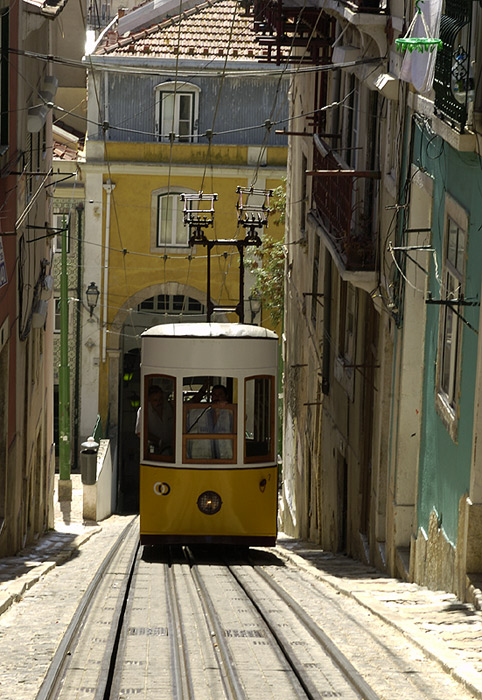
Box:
140;375;175;461
183;376;237;463
245;376;274;463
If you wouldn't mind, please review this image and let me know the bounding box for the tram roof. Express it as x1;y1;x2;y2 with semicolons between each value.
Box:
141;322;278;340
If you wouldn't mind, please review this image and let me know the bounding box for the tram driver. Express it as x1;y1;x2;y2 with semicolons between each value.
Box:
185;382;234;460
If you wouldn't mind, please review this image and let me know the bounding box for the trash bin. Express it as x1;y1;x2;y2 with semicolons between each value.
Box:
80;436;99;485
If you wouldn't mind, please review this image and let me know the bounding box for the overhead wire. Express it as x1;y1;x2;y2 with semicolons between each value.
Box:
31;3;378;329
9;45;384;79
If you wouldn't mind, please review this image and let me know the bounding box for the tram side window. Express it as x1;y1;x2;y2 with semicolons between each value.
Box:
245;376;274;463
139;375;175;462
182;376;237;463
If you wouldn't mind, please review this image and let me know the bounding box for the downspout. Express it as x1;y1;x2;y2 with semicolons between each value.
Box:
73;203;83;470
322;250;331;395
102;181;115;363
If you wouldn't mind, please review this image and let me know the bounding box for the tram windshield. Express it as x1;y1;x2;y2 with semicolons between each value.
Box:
183;376;237;463
245;376;275;463
140;375;175;462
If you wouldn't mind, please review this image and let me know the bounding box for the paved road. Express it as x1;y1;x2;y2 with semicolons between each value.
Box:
0;475;482;698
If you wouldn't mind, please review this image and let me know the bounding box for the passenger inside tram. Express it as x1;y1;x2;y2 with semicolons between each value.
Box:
137;379;174;457
184;377;236;461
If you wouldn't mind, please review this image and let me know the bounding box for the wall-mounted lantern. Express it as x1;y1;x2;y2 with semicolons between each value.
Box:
248;293;262;324
86;281;100;318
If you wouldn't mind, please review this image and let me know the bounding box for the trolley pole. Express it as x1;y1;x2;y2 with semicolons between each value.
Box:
58;224;72;501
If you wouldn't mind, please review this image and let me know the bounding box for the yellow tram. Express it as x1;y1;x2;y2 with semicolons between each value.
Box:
139;322;279;546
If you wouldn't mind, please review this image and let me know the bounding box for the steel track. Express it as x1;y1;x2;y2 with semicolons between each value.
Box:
39;538;381;699
35;517;139;700
227;560;380;700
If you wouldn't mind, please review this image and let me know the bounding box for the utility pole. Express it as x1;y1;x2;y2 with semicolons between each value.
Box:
181;187;272;322
58;222;71;501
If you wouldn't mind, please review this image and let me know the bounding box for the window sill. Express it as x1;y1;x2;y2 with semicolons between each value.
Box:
435;391;458;443
408;91;476;152
152;245;195;256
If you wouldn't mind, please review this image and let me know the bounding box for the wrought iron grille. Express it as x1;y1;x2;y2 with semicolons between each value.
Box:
433;0;473;131
311;147;376;271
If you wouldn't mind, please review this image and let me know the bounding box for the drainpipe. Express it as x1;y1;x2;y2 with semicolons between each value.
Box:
322;251;331;395
73;204;83;470
102;180;115;363
58;219;71;499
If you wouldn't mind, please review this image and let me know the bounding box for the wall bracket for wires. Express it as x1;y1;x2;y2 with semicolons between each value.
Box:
425;292;479;307
426;292;479;333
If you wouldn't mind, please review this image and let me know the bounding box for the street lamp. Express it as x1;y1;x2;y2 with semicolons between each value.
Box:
248;293;262;325
86;282;100;318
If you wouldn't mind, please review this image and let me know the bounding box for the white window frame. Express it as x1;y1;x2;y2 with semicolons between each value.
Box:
53;212;70;253
435;194;468;440
155;82;200;143
150;187;196;252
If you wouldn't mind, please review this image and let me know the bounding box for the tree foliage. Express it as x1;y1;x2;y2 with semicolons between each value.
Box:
247;235;285;327
247;182;286;327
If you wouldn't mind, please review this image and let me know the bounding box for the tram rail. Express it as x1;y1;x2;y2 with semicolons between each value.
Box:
35;518;139;700
37;533;477;699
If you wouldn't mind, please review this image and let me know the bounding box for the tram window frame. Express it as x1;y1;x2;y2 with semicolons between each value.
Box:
141;375;176;463
182;376;237;465
244;375;275;464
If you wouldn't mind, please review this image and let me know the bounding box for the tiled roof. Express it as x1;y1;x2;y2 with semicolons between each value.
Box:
52;141;82;161
96;0;268;61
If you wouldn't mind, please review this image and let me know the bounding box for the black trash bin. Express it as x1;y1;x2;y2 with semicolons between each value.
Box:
80;436;99;485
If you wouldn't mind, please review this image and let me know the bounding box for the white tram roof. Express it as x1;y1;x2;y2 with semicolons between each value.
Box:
141;322;278;340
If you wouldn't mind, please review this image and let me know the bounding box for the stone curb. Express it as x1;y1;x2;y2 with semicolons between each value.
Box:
275;544;482;700
0;527;101;617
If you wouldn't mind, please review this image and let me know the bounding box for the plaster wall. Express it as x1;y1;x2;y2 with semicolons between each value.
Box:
387;167;432;571
83;139;286;442
410;123;481;595
80;170;104;440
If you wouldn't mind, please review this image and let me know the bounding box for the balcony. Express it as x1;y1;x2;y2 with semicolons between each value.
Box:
433;0;474;132
251;0;334;65
335;0;387;12
310;139;378;272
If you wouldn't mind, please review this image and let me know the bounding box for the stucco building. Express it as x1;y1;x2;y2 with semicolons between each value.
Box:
0;0;65;555
255;0;482;603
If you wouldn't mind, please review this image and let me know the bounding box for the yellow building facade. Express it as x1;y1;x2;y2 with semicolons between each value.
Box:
82;140;286;509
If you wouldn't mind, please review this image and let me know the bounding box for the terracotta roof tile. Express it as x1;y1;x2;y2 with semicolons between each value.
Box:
52;141;81;161
96;0;277;61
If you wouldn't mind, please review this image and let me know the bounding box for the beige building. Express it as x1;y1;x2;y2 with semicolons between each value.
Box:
255;0;482;602
0;0;66;556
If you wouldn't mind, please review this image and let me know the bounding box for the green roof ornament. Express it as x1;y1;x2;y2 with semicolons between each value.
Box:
396;0;442;54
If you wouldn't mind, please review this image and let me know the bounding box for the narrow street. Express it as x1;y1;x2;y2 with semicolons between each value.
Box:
1;478;482;700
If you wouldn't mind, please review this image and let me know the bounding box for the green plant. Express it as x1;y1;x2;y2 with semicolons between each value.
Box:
271;180;286;225
247;235;285;326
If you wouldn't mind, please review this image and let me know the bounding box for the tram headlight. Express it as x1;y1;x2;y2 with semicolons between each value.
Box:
197;491;222;515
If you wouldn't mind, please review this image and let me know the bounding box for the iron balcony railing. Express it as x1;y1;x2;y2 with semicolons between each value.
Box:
311;140;378;272
433;0;474;131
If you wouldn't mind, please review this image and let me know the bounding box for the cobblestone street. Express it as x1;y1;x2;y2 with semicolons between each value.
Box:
1;477;482;698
